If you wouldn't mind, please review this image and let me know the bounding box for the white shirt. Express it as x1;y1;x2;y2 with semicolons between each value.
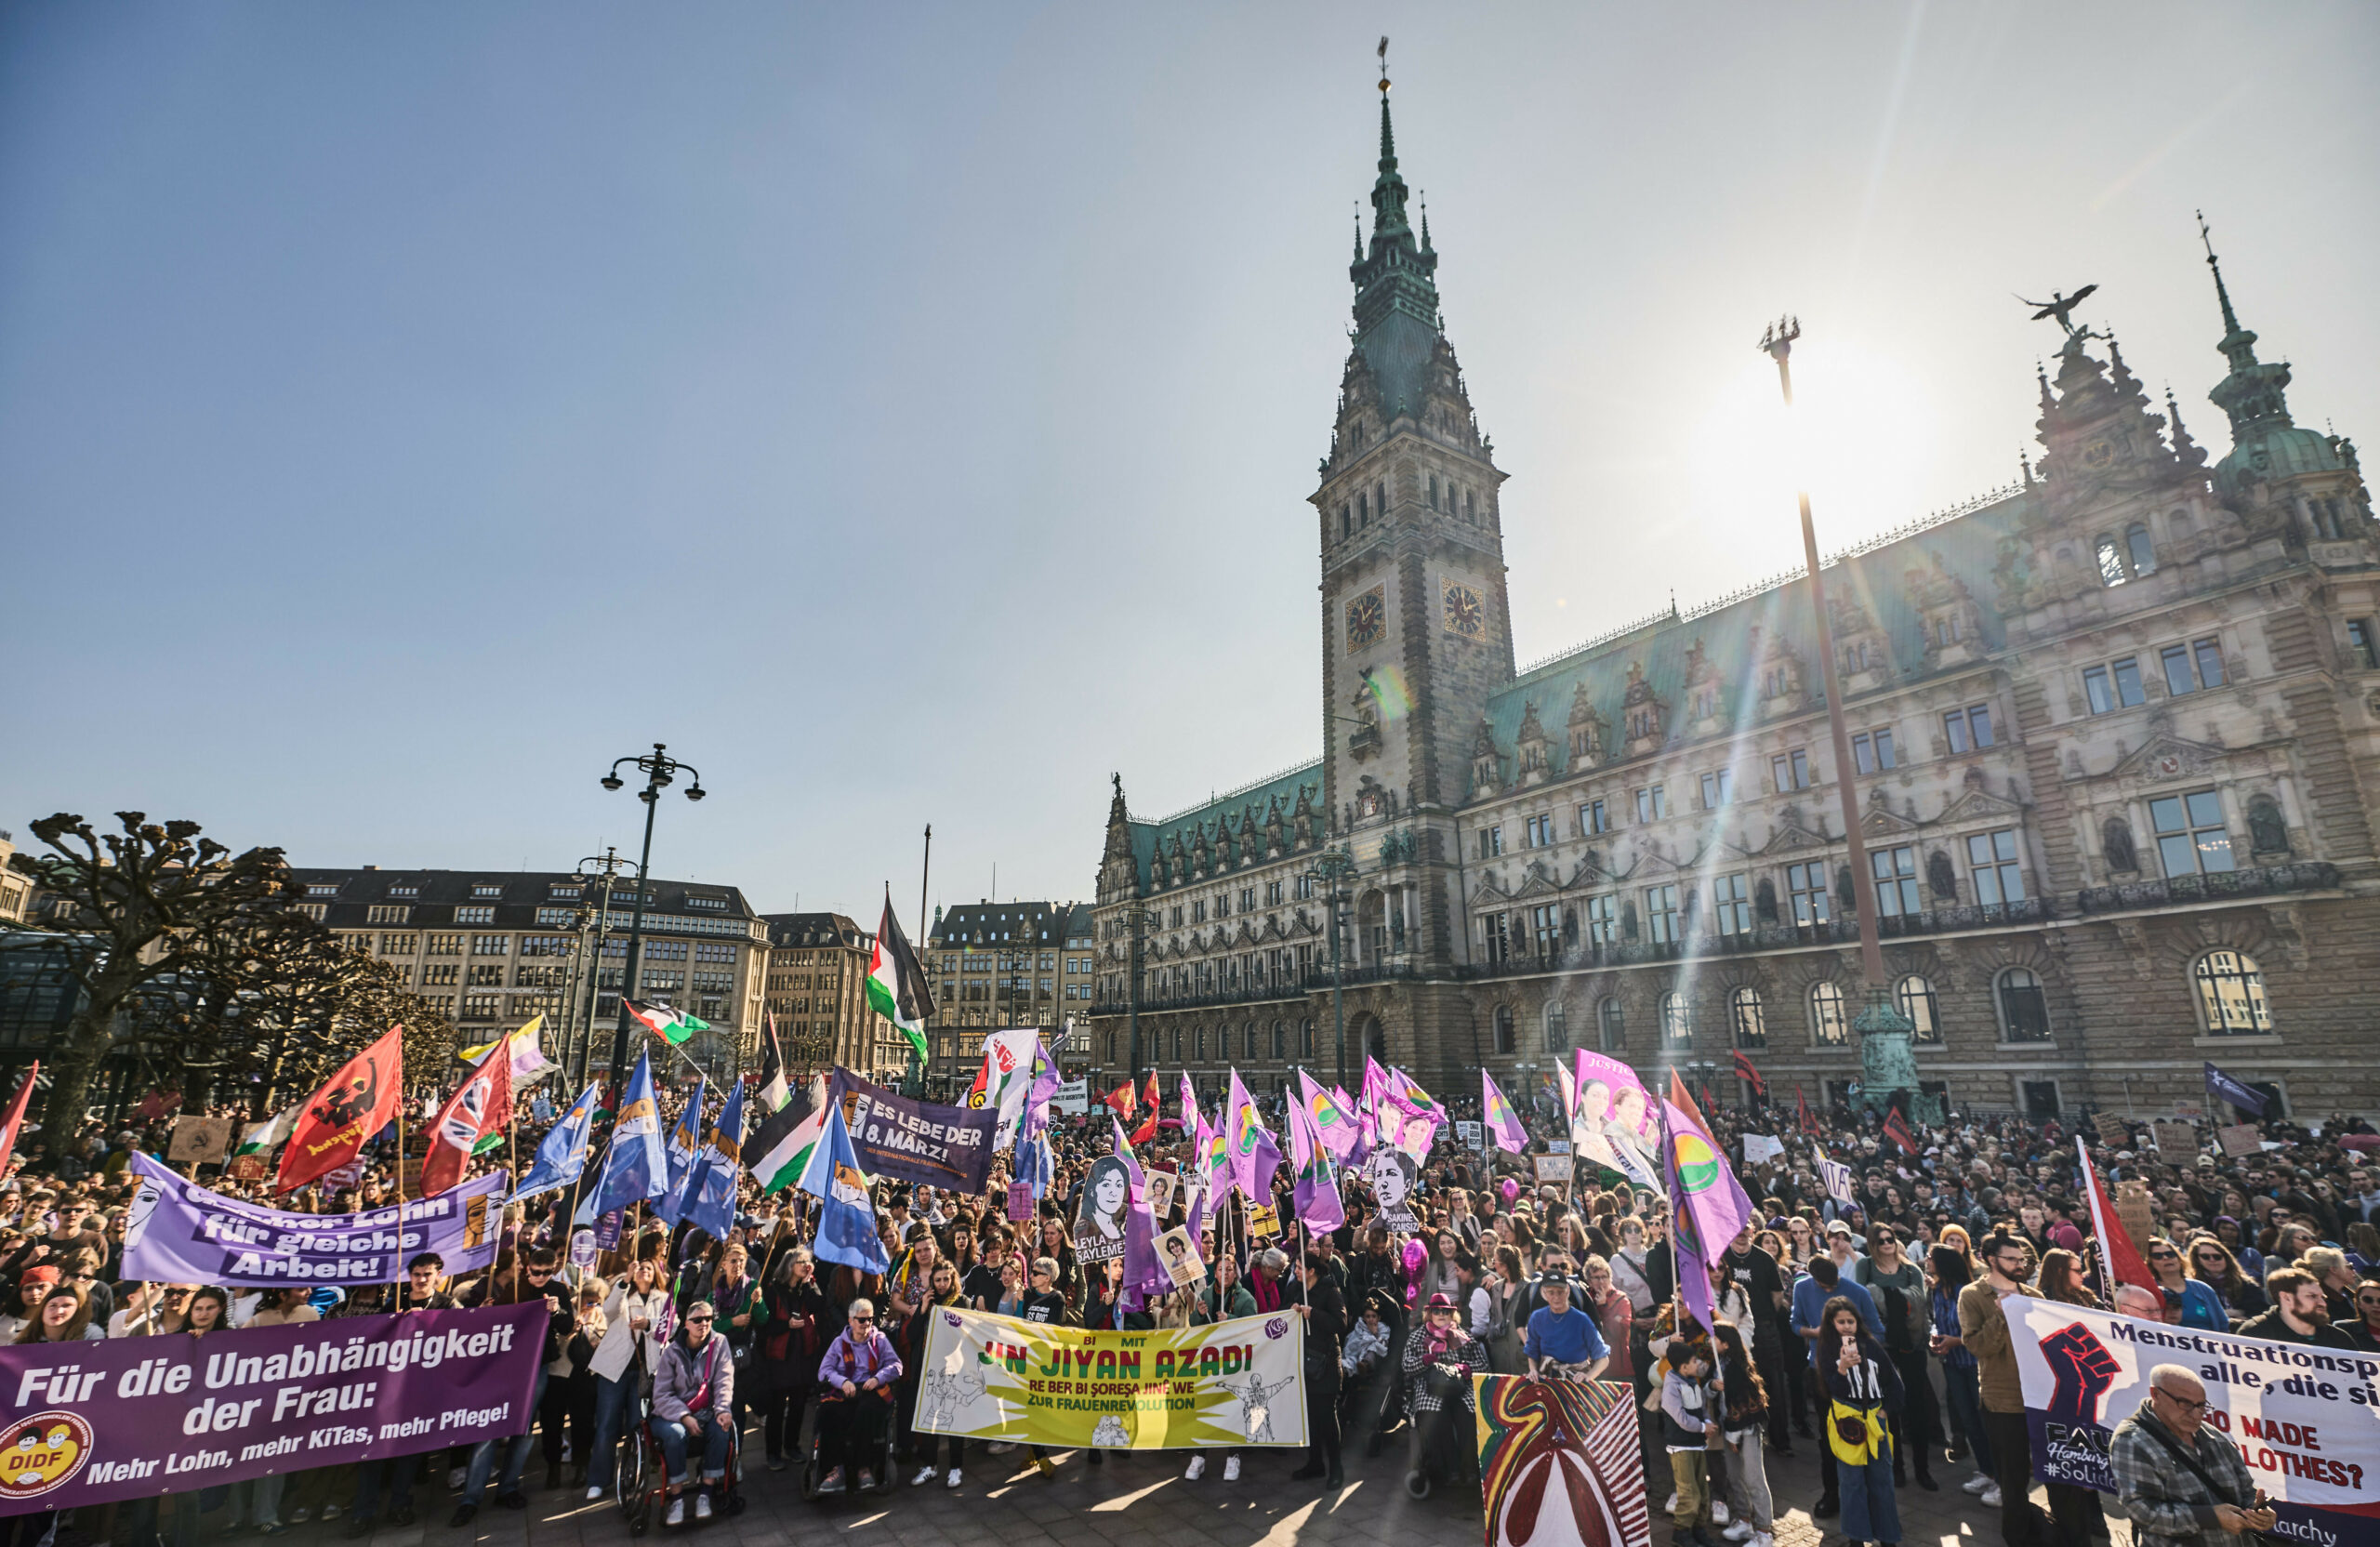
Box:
590;1286;670;1383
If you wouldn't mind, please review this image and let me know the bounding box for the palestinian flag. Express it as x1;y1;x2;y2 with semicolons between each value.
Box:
757;1015;791;1113
866;898;932;1062
625;998;707;1045
232;1103;299;1161
749;1074;828;1195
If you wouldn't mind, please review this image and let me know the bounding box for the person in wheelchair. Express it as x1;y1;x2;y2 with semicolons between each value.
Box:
651;1301;736;1526
1400;1291;1488;1496
816;1297;903;1495
1525;1272;1611;1382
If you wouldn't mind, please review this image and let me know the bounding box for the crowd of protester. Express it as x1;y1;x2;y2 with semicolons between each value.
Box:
3;1073;2378;1547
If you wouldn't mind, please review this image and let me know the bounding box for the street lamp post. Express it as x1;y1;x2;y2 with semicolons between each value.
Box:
598;744;706;1087
1120;904;1157;1088
567;847;629;1085
1306;848;1360;1089
1759;320;1929;1118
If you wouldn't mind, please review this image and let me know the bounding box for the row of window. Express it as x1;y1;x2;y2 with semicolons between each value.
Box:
1487;949;2272;1054
1482;711;1990;856
1099;1019;1321;1067
1475;830;2029;958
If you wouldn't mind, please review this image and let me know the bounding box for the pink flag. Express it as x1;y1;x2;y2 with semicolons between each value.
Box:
1482;1069;1528;1153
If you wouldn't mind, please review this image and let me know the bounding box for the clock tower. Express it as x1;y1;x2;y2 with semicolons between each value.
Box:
1313;65;1511;971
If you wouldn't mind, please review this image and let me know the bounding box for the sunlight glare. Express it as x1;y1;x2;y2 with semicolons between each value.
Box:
1685;336;1940;573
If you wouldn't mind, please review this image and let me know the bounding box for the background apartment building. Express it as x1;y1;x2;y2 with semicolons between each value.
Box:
759;912;910;1087
923;900;1093;1099
290;866;767;1083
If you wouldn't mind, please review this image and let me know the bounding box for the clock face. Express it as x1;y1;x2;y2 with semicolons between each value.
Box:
1442;580;1486;640
1345;588;1385;652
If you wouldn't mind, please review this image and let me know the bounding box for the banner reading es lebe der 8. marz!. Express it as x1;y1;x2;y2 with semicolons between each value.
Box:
2007;1296;2380;1547
914;1308;1305;1450
0;1306;542;1516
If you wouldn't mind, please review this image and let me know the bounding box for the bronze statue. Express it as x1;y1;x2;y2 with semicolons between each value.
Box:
2016;284;2101;343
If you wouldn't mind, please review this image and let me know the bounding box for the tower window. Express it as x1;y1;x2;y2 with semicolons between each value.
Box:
1377;482;1388;519
1341;506;1352;540
2125;522;2156;575
1428;474;1439;509
2349;619;2380;670
1358;493;1369;527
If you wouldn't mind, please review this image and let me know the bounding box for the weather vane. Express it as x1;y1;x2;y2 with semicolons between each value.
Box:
1378;35;1390;94
2016;284;2103;347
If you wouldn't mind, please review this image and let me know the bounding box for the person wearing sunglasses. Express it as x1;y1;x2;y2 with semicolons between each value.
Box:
651;1300;735;1525
815;1297;903;1495
451;1250;572;1525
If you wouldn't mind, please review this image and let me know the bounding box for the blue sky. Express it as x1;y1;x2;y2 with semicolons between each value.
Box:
4;4;2373;925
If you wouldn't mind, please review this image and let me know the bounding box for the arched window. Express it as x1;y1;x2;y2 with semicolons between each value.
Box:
1271;1021;1286;1060
1170;1026;1183;1062
1428;473;1440;509
2096;536;2130;587
1545;1000;1569;1051
2193;950;2273;1034
1895;974;1941;1044
2125;522;2156;576
1808;982;1849;1046
1243;1023;1258;1060
1493;1005;1517;1054
1659;991;1694;1048
1994;966;2052;1042
1730;986;1766;1049
1193;1025;1207;1062
1598;997;1625;1051
1364;1018;1388;1064
1104;1031;1117;1064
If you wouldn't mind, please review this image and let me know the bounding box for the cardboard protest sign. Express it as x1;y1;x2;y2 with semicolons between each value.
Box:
166;1117;233;1165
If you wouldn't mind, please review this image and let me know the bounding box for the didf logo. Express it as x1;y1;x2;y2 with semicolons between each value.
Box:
0;1411;93;1501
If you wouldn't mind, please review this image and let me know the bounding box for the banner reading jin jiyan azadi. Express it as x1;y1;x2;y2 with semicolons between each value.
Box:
913;1308;1306;1450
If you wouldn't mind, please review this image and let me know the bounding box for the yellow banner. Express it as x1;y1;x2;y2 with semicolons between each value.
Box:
914;1308;1307;1449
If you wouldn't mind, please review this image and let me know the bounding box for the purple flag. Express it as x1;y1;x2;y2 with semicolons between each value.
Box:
1482;1069;1529;1153
1223;1069;1281;1201
1287;1088;1346;1234
1110;1115;1167;1300
1662;1096;1752;1336
1296;1069;1359;1162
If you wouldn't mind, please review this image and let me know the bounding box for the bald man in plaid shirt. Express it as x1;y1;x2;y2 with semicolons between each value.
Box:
2109;1365;2274;1547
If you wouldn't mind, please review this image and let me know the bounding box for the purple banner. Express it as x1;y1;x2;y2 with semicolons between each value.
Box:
0;1305;542;1516
828;1070;997;1193
122;1154;505;1288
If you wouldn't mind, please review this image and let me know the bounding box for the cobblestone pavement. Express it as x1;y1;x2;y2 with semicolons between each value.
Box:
204;1421;2131;1547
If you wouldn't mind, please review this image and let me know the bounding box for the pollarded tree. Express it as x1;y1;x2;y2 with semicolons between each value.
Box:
12;813;298;1136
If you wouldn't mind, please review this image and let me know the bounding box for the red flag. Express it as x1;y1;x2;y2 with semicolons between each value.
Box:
1130;1110;1158;1146
278;1026;404;1193
1665;1068;1713;1141
1794;1084;1815;1135
1732;1051;1766;1101
0;1063;37;1178
1142;1070;1161;1116
1881;1109;1919;1157
418;1042;513;1197
1104;1079;1136;1119
2077;1136;2157;1302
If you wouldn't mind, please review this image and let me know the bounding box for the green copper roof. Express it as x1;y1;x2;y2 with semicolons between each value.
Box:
1125;760;1324;890
1348;86;1441;419
1474;495;2026;795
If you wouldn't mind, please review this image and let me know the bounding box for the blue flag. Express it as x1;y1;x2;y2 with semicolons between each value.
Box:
2203;1061;2268;1118
682;1082;747;1243
652;1077;707;1225
797;1102;890;1275
592;1050;669;1217
511;1082;601;1203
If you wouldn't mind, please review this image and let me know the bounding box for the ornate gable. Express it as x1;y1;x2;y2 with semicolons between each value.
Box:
2105;732;2231;789
1567;681;1606;768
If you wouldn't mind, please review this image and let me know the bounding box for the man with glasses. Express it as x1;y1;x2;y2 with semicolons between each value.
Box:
2236;1266;2356;1350
651;1299;735;1524
1959;1232;2046;1547
448;1252;571;1524
2109;1365;2273;1547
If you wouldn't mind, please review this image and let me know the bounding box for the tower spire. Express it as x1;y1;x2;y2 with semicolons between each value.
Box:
1344;36;1442;418
2198;209;2241;337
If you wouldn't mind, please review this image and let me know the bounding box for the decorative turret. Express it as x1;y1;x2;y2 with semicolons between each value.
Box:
2196;212;2353;514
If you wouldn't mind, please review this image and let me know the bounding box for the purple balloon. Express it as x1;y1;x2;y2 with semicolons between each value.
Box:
1501;1178;1520;1203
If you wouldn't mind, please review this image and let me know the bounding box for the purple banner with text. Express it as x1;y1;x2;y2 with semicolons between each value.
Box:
122;1153;505;1288
0;1305;543;1515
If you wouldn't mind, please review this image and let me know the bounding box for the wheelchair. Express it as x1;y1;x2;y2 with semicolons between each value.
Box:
799;1390;899;1502
1401;1363;1481;1501
619;1408;744;1536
